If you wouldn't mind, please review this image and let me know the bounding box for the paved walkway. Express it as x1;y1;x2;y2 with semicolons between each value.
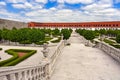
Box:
51;32;120;80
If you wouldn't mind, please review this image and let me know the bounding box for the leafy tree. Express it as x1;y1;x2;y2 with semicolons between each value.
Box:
7;29;20;45
84;30;95;40
116;34;120;43
61;29;71;40
1;28;10;41
28;29;45;43
52;28;60;36
18;28;31;45
0;30;2;41
99;29;106;35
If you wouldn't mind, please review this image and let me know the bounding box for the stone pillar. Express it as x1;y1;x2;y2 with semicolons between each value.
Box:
41;43;49;59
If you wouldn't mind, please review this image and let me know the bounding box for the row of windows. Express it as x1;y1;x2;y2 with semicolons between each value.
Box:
34;24;119;27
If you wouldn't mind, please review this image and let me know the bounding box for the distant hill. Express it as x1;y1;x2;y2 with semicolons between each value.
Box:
0;18;27;29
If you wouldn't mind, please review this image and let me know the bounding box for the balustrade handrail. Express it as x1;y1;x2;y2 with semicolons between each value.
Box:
0;62;46;73
49;40;65;76
94;40;120;63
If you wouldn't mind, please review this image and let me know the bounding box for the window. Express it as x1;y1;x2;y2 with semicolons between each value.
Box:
116;24;118;26
109;24;111;26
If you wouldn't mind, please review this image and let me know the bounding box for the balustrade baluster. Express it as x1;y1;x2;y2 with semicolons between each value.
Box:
0;76;8;80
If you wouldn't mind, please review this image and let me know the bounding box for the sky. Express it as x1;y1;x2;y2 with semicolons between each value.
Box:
0;0;120;22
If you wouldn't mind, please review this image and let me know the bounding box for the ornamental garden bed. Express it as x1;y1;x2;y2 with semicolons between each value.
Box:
0;49;37;67
103;39;120;49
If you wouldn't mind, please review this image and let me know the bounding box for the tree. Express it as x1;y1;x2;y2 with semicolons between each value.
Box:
61;29;71;40
7;29;19;45
28;29;45;43
84;30;95;46
1;28;10;43
99;29;107;41
0;30;2;41
116;34;120;43
18;28;31;45
52;28;60;36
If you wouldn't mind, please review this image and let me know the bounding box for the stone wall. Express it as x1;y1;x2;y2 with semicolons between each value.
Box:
0;19;27;29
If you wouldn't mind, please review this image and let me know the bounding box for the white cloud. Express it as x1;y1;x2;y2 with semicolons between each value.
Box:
12;2;33;9
24;7;120;22
82;3;112;11
1;0;120;22
35;0;48;4
6;0;26;3
12;4;26;9
57;0;94;4
0;2;6;6
24;2;32;8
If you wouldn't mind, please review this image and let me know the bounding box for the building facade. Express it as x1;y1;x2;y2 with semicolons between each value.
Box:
28;21;120;29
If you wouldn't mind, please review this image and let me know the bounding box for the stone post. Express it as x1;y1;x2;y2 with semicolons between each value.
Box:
41;43;50;79
41;43;49;59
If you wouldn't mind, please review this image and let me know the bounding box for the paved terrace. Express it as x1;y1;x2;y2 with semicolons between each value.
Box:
51;32;120;80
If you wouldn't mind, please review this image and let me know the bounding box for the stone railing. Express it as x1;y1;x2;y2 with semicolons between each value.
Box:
95;41;120;63
49;40;65;76
0;40;65;80
0;63;49;80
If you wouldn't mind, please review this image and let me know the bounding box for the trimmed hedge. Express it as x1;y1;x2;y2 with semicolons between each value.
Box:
0;50;18;66
35;41;48;45
103;39;115;44
0;48;2;50
110;44;120;48
44;37;53;41
0;49;37;67
51;37;61;43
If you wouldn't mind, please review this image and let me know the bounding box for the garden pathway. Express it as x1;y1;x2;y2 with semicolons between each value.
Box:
51;32;120;80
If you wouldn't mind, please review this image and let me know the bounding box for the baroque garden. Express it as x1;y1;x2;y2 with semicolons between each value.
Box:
0;21;120;80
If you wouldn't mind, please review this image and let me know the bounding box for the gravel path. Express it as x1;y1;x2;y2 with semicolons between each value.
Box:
51;32;120;80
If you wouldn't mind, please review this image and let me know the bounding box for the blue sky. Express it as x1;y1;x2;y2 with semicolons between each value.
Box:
0;0;120;22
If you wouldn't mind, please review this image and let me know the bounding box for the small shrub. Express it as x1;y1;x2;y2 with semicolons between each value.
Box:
66;43;71;46
0;48;2;50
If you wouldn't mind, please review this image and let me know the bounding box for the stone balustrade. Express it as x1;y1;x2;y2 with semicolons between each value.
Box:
0;62;49;80
0;40;65;80
95;41;120;63
49;40;65;76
